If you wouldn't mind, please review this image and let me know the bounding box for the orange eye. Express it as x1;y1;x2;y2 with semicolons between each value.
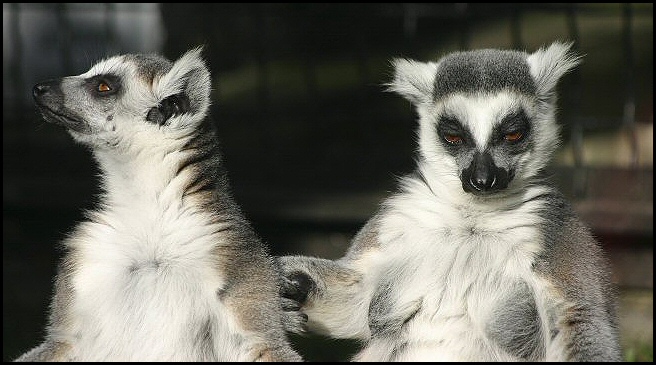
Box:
97;82;111;92
504;131;523;142
444;134;463;145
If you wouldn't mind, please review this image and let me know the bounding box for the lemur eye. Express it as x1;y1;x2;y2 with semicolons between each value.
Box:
170;98;182;114
97;81;112;92
504;131;523;142
444;134;464;145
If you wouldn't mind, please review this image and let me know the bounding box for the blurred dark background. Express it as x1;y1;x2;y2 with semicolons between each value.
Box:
3;3;653;361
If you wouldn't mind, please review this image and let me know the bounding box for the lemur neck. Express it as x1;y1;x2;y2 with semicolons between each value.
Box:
93;122;229;211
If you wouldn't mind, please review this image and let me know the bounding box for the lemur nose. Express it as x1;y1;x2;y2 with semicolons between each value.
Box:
470;174;496;191
33;80;60;100
469;152;496;191
33;83;51;98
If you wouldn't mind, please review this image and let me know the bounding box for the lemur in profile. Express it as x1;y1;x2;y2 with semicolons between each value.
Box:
279;41;622;361
18;48;302;361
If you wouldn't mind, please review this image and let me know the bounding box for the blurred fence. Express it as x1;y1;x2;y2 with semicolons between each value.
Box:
5;3;651;241
2;3;653;361
4;4;652;178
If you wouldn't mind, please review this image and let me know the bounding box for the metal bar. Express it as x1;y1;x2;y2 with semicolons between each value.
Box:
511;4;523;49
622;3;639;168
104;3;118;55
255;3;269;114
55;3;72;74
9;3;23;111
458;3;470;50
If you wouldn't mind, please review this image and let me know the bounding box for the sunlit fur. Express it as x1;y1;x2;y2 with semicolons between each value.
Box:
17;49;302;362
279;42;621;361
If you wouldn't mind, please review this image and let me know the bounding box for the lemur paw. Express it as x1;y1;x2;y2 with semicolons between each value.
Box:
280;272;314;334
276;259;315;334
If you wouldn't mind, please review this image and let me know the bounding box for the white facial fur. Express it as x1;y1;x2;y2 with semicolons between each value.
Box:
63;48;211;151
390;41;580;199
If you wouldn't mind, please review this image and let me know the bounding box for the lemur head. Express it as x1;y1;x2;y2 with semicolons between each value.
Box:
32;47;211;150
389;41;580;197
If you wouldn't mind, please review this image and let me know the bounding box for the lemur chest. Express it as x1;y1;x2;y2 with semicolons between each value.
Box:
370;218;553;360
66;207;238;360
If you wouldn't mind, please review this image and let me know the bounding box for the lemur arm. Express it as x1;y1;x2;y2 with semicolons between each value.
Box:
278;217;384;341
562;298;622;361
278;255;373;341
558;248;622;362
538;216;622;361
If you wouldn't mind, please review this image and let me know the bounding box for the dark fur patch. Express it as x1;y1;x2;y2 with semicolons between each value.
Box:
486;281;545;360
175;118;232;210
85;74;122;98
389;341;409;361
194;318;216;360
125;54;172;84
369;281;395;336
433;49;536;99
146;93;191;126
369;279;421;338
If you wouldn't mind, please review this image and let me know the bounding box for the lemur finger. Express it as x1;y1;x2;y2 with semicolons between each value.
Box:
282;307;308;335
281;297;301;311
280;276;299;296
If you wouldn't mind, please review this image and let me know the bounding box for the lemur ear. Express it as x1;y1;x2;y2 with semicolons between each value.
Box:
154;47;211;119
526;41;582;101
387;58;438;105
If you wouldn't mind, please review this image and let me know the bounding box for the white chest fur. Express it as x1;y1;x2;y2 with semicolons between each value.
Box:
64;203;246;361
58;148;252;361
359;181;566;361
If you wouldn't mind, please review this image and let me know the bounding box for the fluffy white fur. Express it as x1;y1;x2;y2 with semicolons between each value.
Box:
526;42;582;101
387;58;439;105
356;179;560;361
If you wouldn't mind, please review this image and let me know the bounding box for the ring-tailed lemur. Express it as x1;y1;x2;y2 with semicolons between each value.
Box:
279;41;622;361
17;48;302;361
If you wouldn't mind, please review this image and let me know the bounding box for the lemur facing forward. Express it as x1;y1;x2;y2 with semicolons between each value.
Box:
279;42;622;361
18;48;302;361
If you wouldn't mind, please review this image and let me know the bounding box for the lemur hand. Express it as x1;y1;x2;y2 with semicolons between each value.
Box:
277;257;317;334
281;272;315;334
